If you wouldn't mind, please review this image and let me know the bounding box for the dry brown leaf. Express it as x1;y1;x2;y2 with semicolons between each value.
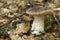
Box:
16;23;30;33
22;15;33;21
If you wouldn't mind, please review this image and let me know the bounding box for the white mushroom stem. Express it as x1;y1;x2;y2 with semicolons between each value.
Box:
31;15;44;35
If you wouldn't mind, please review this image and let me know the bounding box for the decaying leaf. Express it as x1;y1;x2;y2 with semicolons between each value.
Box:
21;15;33;21
8;23;30;39
16;23;30;33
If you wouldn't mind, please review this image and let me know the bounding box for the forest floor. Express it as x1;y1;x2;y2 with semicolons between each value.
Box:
0;0;60;40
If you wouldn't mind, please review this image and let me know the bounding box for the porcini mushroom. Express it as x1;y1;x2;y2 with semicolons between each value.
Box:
26;6;60;35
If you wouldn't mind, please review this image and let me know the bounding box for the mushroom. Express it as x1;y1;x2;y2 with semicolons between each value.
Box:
26;6;60;35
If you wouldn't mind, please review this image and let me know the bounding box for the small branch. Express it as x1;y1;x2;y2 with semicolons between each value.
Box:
52;11;60;26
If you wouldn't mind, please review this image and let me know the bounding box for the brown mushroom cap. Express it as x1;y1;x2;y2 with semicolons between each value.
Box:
26;6;53;16
26;6;44;15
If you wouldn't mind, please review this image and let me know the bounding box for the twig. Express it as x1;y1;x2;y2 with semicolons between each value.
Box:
52;11;60;26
